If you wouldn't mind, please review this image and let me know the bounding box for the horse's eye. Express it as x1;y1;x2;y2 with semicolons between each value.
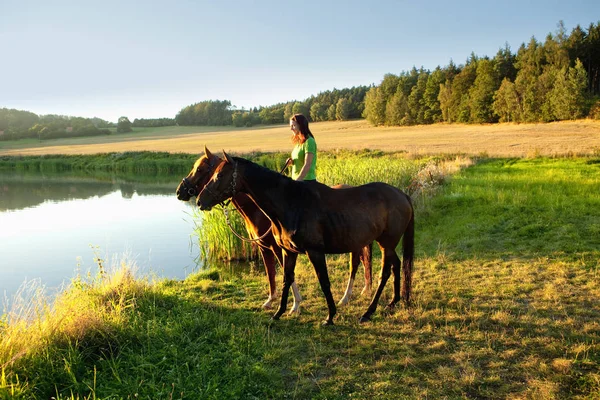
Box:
217;172;223;179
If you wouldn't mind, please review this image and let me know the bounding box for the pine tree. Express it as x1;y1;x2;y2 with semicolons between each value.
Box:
549;59;588;120
291;102;309;118
363;87;386;125
423;67;445;123
438;82;453;122
407;71;428;124
326;104;336;121
514;38;545;122
447;62;477;122
335;98;351;121
310;102;327;122
493;78;520;122
494;43;517;82
469;59;499;123
283;103;294;121
385;91;409;125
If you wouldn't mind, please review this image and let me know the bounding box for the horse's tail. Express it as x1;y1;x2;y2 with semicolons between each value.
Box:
359;241;373;288
401;200;414;305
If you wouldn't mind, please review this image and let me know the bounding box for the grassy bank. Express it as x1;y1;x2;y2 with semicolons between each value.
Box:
0;152;199;175
2;156;600;399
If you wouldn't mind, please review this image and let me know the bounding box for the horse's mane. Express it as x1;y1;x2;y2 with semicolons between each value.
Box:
232;156;294;185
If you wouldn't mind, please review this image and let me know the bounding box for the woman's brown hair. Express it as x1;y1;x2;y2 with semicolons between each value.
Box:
290;114;314;144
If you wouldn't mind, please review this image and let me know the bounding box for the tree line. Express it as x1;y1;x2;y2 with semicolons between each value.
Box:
174;86;369;128
132;118;175;128
364;21;600;125
0;109;114;141
2;21;599;142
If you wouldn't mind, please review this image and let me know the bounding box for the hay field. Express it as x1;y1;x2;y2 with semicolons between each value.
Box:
1;119;600;157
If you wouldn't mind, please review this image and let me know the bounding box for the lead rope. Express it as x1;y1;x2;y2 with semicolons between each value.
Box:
222;207;273;243
219;159;290;243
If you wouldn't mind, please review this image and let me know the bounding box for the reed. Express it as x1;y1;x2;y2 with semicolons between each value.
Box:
191;206;259;262
192;150;464;262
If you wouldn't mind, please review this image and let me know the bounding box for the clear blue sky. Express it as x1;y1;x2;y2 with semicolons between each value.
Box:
1;0;598;122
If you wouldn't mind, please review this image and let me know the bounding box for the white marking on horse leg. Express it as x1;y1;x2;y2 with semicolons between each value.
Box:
262;292;278;309
338;278;354;306
360;282;372;297
288;281;302;315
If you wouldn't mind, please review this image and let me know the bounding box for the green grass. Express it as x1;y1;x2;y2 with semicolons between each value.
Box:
417;157;600;260
0;152;200;175
1;156;599;399
195;150;433;262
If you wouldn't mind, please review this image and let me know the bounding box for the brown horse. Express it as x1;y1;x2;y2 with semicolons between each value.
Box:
198;152;414;324
176;146;372;313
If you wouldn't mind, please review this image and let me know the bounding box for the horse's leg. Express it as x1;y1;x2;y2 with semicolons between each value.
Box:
386;251;402;309
289;281;302;315
359;242;373;297
271;244;302;315
259;249;278;309
401;213;415;305
306;250;336;325
359;246;393;323
272;250;298;320
338;251;360;306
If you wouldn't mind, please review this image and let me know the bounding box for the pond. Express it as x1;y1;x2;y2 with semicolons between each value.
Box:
0;171;201;304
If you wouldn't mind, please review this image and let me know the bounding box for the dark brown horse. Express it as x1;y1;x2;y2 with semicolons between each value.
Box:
198;152;414;324
177;146;372;313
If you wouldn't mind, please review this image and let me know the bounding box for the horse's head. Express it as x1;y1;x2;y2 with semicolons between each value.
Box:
176;145;221;201
197;151;239;211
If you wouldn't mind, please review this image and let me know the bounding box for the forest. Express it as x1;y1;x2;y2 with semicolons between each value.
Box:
1;21;599;141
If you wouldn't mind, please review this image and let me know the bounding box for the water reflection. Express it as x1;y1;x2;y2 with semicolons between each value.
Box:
0;171;201;303
0;171;180;212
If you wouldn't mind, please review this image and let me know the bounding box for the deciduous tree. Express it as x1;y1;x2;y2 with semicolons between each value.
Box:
117;117;133;133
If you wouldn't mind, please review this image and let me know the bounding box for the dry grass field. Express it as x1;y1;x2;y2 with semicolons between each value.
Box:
1;119;600;157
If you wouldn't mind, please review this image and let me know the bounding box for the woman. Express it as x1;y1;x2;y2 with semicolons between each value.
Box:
287;114;317;181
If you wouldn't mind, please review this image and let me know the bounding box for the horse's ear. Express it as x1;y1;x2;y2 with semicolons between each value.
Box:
204;145;212;158
222;150;234;164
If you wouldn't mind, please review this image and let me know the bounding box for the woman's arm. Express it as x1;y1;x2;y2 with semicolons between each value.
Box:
295;152;314;181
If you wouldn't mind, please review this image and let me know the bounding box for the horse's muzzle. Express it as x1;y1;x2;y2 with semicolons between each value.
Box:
197;201;212;211
176;191;191;201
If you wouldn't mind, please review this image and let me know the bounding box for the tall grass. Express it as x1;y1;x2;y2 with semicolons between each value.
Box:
0;152;198;175
194;150;472;262
191;206;259;262
1;255;146;399
1;263;284;399
316;149;418;188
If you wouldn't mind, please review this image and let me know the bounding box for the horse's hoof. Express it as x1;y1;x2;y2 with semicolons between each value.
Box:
359;315;371;324
321;319;334;326
271;313;281;320
337;298;349;306
262;302;274;310
288;306;300;316
385;302;398;310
